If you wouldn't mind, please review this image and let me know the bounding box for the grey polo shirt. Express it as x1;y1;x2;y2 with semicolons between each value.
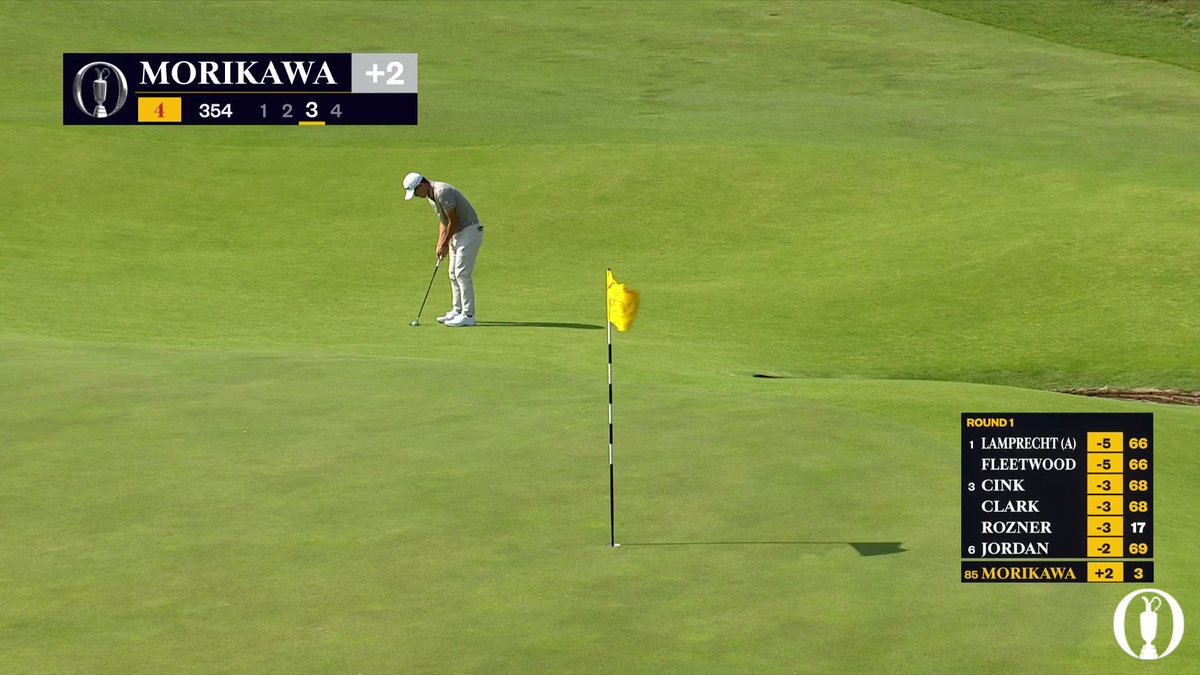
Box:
427;181;481;231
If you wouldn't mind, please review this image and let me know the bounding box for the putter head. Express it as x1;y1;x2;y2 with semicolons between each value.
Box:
410;320;420;327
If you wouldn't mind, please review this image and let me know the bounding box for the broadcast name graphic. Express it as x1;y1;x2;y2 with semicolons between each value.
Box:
1113;589;1184;660
63;53;418;125
137;59;338;87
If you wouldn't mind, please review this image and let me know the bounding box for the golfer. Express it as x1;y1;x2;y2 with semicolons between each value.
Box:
403;172;484;327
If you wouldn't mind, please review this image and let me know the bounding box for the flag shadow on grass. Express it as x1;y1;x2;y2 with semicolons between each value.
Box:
620;542;906;556
475;321;604;330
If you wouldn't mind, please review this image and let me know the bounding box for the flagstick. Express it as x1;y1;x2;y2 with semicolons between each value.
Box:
607;272;618;548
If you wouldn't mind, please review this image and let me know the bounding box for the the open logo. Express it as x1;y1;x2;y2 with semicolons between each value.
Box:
1113;589;1184;660
72;61;128;118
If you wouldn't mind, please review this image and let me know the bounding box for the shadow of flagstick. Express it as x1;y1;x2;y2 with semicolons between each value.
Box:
475;321;604;330
618;542;906;556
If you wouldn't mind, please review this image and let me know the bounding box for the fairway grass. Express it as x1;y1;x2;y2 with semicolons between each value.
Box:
2;1;1199;672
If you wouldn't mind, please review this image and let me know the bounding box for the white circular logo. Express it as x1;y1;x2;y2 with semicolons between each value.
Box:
1114;589;1184;660
72;61;128;119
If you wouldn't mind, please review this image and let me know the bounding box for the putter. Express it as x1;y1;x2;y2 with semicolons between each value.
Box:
410;255;443;326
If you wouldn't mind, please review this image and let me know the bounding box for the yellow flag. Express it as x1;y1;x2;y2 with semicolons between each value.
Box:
606;269;639;332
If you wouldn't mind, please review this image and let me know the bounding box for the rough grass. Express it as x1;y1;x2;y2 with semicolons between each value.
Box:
902;0;1200;71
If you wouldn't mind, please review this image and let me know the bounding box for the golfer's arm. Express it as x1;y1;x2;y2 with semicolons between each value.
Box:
438;208;459;249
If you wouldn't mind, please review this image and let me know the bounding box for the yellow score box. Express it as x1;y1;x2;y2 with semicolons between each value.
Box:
1087;431;1123;453
1088;515;1124;536
1087;562;1124;582
1087;474;1123;495
138;97;182;123
1087;452;1124;473
1088;537;1124;557
1087;495;1123;515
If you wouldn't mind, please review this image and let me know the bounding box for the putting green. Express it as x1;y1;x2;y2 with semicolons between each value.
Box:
2;1;1198;672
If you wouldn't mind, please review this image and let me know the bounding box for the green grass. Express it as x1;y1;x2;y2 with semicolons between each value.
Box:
2;1;1199;672
903;0;1200;72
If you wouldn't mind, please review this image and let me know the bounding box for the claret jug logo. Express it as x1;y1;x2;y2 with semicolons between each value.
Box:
72;61;128;118
1113;589;1184;660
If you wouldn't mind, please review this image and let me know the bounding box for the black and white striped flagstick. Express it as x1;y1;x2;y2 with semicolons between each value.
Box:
607;270;619;548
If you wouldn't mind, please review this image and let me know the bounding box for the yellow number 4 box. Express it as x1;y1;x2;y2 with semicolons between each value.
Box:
137;97;182;123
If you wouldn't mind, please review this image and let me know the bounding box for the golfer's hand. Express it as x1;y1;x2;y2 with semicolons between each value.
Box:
436;244;448;259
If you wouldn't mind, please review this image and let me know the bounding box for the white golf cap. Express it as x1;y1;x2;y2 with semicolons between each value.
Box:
403;172;424;200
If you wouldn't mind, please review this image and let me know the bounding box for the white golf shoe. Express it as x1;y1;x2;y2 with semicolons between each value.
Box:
445;314;476;327
436;310;459;324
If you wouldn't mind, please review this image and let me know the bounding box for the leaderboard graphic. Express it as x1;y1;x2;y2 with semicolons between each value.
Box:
63;53;417;125
961;413;1153;583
